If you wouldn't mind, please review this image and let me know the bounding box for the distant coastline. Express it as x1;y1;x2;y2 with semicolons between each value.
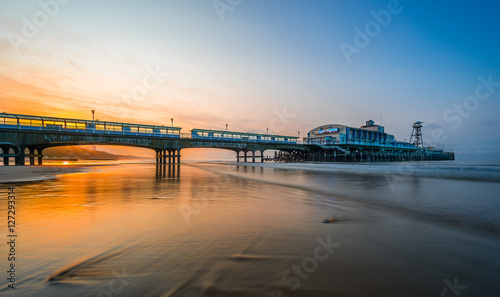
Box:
43;146;148;161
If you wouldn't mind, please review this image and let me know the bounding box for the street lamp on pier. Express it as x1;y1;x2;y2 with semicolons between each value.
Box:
91;110;95;132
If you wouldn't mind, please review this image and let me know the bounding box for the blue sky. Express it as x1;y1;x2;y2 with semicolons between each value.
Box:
1;0;499;158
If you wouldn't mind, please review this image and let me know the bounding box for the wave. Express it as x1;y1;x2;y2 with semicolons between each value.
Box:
193;162;500;237
222;161;500;182
47;251;122;282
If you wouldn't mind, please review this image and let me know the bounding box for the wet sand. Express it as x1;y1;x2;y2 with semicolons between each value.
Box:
0;165;90;183
1;162;498;296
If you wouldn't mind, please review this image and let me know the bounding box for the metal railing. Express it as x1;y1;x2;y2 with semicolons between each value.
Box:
0;113;303;145
0;113;183;138
305;139;417;149
0;123;183;138
186;133;304;144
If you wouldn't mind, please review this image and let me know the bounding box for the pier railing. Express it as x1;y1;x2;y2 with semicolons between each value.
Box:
0;113;302;145
307;139;417;150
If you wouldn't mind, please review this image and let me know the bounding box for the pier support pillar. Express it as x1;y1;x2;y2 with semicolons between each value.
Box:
244;150;248;163
174;149;181;164
155;149;161;164
29;147;35;165
15;146;25;166
260;150;265;163
2;146;8;166
162;149;167;164
36;148;43;165
252;151;256;163
171;150;175;164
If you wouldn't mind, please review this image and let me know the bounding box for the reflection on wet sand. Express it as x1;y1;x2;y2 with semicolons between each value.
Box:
156;163;181;180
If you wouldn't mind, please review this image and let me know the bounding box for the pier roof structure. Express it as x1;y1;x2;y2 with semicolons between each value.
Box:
191;129;299;142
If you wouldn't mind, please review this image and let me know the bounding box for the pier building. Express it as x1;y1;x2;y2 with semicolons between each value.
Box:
299;120;454;162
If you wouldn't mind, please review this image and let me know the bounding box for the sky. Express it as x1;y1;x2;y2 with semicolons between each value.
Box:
1;0;499;159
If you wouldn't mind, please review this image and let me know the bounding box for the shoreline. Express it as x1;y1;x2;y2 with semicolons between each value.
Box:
0;165;96;184
196;160;500;183
0;160;155;184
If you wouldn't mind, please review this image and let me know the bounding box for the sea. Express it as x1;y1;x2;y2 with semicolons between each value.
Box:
0;159;499;296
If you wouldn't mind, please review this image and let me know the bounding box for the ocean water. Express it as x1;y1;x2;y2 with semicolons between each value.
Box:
0;160;499;296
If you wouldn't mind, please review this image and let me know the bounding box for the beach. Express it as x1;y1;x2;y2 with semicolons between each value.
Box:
0;160;499;296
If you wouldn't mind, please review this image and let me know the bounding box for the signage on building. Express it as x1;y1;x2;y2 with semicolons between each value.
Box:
314;128;339;135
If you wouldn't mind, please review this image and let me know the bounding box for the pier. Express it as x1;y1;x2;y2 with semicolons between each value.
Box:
0;113;454;165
